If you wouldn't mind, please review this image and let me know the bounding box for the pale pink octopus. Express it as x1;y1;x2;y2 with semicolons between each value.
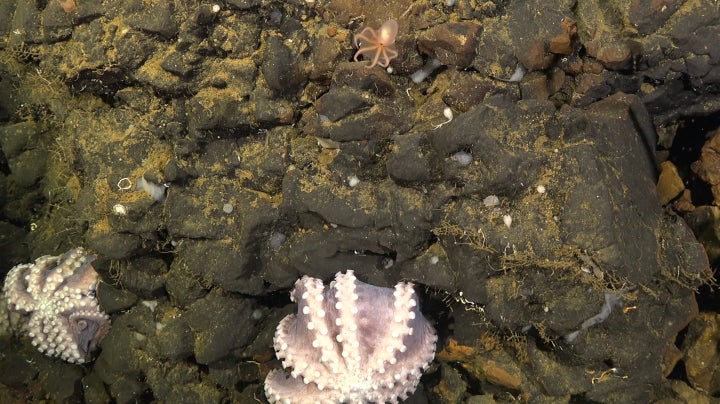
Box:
353;19;399;68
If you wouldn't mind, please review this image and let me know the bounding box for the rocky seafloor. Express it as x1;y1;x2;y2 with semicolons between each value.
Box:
1;0;720;402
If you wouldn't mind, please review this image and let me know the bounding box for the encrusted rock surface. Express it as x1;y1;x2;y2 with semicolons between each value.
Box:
0;0;719;402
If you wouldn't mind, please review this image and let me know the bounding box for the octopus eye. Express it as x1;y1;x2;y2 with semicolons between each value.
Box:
75;319;88;331
70;316;102;355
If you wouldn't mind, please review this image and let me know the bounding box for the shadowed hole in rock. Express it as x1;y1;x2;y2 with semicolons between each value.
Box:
668;113;720;206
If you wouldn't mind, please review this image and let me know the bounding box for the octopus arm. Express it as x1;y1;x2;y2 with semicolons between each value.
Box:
264;369;344;404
